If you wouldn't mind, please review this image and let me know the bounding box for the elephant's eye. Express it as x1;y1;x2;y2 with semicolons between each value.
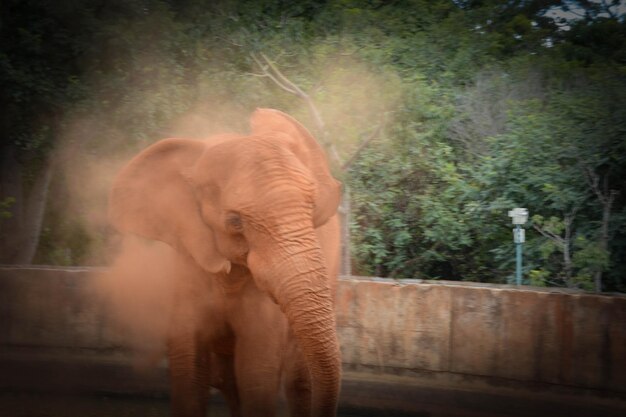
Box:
225;212;243;233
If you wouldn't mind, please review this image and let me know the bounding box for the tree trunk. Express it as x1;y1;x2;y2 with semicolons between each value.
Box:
15;159;53;263
562;213;574;288
339;188;351;277
594;189;617;292
583;166;618;293
0;144;53;264
0;145;24;263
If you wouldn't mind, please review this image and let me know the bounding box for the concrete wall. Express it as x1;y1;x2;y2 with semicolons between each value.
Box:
335;278;626;392
0;267;123;350
1;266;625;393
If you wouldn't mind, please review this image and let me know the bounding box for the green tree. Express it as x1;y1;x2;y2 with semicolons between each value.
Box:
2;0;624;292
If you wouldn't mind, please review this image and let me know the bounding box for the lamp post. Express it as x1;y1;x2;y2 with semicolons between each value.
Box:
508;208;528;286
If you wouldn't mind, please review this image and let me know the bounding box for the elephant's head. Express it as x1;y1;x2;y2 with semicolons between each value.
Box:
109;109;341;416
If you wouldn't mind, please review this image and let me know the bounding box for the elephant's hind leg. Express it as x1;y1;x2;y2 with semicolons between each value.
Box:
211;352;241;417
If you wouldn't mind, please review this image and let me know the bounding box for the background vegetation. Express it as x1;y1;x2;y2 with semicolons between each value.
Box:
1;0;624;292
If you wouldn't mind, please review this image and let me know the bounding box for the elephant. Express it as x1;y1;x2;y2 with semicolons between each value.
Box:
108;109;342;417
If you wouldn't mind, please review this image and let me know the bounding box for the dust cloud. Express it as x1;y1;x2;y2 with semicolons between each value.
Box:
49;42;401;363
93;236;176;367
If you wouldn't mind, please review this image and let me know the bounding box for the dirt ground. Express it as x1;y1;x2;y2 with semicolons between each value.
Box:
1;348;625;417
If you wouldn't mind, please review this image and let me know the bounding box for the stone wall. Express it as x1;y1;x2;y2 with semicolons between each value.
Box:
1;266;625;393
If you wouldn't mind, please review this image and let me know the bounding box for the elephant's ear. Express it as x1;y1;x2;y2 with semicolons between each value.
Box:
109;138;230;274
250;108;341;227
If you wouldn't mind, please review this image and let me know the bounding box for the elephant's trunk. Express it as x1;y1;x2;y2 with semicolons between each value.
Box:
249;229;341;417
278;252;341;417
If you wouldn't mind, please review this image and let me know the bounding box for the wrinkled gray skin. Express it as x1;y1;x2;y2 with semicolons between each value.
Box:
108;109;342;417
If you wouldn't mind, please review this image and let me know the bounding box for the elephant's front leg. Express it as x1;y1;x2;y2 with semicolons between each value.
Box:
234;336;283;417
168;319;211;417
232;300;286;417
283;340;312;417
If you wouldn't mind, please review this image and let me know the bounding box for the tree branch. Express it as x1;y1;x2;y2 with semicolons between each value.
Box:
250;53;299;95
258;53;307;98
257;53;329;142
583;164;607;205
249;52;343;168
532;224;565;248
342;122;384;171
250;52;388;174
601;0;618;18
582;164;619;208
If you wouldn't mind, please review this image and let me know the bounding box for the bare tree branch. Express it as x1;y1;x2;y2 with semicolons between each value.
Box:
258;53;329;143
250;52;389;172
247;72;272;78
249;52;343;167
250;53;299;95
342;122;384;171
532;224;565;247
215;35;244;48
258;52;308;99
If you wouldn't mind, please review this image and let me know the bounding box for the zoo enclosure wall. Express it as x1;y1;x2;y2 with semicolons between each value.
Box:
0;266;624;394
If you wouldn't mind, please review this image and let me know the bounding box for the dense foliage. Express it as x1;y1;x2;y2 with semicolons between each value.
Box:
1;0;624;291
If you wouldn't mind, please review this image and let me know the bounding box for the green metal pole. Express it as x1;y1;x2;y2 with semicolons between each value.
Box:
515;224;522;285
